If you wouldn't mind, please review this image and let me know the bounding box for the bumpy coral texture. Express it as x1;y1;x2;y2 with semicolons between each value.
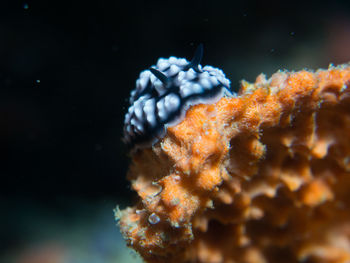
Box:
118;65;350;263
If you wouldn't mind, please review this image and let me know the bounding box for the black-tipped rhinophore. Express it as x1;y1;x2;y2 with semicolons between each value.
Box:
149;68;169;85
188;43;203;72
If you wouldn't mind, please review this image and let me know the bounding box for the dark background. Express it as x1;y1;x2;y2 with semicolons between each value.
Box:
2;0;350;262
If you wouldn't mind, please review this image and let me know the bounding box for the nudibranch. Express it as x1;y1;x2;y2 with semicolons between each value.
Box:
123;44;235;149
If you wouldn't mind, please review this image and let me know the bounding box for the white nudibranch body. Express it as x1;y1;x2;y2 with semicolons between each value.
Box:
123;44;235;149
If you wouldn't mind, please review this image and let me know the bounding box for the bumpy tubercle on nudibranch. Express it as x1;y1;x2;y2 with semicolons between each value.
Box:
119;48;350;263
123;44;235;150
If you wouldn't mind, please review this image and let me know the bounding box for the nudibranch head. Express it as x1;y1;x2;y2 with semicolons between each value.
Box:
123;44;235;149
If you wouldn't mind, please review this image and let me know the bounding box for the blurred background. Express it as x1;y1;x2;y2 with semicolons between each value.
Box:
2;0;350;262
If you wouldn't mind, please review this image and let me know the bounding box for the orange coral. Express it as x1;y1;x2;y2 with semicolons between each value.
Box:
117;64;350;263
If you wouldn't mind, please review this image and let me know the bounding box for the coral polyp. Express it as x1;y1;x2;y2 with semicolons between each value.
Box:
123;45;233;149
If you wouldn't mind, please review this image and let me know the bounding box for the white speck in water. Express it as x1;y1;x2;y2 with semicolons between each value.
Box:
148;212;160;225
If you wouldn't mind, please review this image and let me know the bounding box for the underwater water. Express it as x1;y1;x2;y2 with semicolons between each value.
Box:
2;0;350;262
0;198;142;263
